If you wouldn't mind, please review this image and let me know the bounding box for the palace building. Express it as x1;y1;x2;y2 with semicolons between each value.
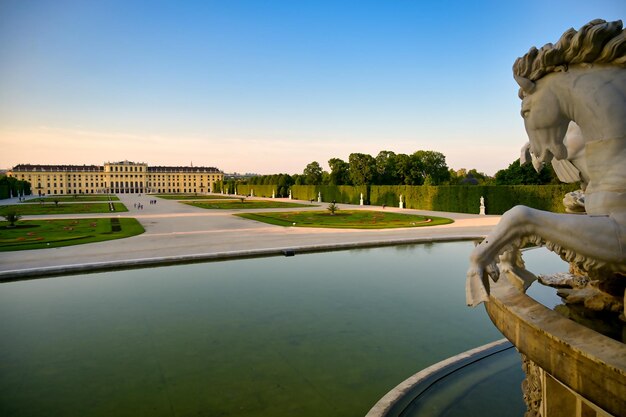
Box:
7;161;223;196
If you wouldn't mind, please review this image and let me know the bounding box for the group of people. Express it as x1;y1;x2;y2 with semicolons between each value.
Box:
134;199;158;210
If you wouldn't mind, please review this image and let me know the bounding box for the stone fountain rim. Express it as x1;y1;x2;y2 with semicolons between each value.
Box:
485;276;626;415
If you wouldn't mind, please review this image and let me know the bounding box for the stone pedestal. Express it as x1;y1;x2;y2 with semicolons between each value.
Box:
485;276;625;417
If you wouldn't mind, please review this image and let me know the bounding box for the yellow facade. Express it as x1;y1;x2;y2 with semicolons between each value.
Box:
8;161;223;196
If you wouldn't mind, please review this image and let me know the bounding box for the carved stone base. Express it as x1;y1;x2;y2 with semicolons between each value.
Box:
520;353;616;416
521;353;543;417
487;276;625;416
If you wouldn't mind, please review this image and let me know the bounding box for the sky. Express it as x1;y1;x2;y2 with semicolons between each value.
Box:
0;1;624;175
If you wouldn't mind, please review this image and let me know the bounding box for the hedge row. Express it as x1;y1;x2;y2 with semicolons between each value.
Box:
240;184;579;214
369;185;578;214
291;185;368;204
236;184;280;198
0;185;10;200
0;183;31;200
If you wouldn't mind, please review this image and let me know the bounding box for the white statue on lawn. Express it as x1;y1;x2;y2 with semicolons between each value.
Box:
466;19;626;312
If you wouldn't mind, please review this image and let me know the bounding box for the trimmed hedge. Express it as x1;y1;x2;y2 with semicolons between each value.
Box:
370;184;578;214
291;185;367;204
236;184;280;198
0;179;31;200
247;184;579;214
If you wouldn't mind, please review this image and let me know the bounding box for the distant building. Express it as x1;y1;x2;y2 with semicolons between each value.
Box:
223;172;259;181
7;160;223;196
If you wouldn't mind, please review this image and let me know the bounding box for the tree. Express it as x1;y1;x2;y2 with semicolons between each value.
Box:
467;169;491;184
395;153;412;185
348;153;376;185
2;209;21;227
0;175;31;199
328;158;350;185
495;159;557;185
292;174;305;185
276;174;294;197
303;161;323;185
411;150;450;185
321;171;331;185
450;168;492;185
327;202;339;215
375;151;398;184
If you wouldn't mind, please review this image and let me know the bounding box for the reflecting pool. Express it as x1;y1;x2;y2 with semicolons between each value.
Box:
0;242;567;417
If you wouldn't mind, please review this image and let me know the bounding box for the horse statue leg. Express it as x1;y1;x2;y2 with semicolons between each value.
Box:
466;205;626;306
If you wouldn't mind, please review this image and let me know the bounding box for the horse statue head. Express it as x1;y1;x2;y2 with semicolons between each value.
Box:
512;19;626;170
467;19;626;309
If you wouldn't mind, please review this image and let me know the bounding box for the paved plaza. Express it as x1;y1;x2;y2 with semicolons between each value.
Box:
0;194;500;278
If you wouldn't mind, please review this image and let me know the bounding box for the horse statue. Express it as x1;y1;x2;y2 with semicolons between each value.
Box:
466;19;626;309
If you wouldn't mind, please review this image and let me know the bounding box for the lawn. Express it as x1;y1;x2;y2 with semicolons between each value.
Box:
0;218;145;251
27;195;119;202
155;194;238;200
185;200;317;209
236;210;454;229
1;203;128;215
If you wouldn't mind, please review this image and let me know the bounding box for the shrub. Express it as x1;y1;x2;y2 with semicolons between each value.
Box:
2;209;22;227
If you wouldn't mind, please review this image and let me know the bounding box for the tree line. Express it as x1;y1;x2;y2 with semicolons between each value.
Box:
2;148;564;200
0;175;31;199
234;149;562;197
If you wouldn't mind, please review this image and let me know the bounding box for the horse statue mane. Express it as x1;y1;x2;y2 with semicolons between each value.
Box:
513;19;626;99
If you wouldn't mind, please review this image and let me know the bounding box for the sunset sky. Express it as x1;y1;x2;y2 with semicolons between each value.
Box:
1;0;623;175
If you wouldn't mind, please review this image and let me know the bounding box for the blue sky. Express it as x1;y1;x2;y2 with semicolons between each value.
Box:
0;0;623;174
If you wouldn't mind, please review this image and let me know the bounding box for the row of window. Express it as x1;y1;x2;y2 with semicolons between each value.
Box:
36;187;216;196
37;182;209;188
41;183;107;188
24;175;105;180
19;174;218;181
107;166;146;172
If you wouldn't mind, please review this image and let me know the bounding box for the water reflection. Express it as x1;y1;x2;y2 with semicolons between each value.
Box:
0;242;564;417
523;249;626;343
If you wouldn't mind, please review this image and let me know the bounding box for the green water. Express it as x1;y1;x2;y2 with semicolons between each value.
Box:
400;347;525;417
0;242;565;417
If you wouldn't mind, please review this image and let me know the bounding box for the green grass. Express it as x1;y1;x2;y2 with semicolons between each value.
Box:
236;210;454;229
26;195;119;202
0;218;145;251
185;200;317;209
155;194;241;200
1;202;128;215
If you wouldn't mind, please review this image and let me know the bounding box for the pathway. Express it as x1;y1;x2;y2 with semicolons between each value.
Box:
0;194;500;278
